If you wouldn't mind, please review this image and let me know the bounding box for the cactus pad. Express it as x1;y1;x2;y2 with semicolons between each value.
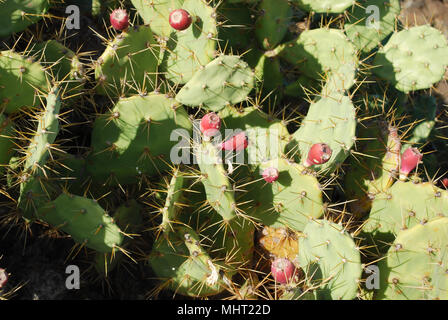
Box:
345;0;400;54
279;28;358;91
363;181;448;246
298;219;362;300
88;93;192;185
37;193;124;253
289;94;357;173
175;55;255;111
94;25;160;96
377;217;448;300
373;25;448;92
0;50;48;114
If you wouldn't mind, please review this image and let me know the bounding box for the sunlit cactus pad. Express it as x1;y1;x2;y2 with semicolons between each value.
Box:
373;25;448;92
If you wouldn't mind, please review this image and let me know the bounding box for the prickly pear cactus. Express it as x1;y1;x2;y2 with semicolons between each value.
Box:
149;226;227;297
288;93;357;174
377;217;448;300
87;93;192;185
175;55;255;111
298;219;362;300
363;181;448;247
345;0;401;54
0;0;50;37
0;50;48;114
37;193;124;253
94;25;161;96
292;0;355;13
373;25;448;92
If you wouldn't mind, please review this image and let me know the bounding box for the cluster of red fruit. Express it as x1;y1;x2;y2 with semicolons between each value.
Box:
109;8;193;31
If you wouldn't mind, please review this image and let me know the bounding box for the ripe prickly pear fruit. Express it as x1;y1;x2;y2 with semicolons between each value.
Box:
304;143;332;167
169;9;192;31
442;178;448;188
262;167;279;183
220;132;248;151
110;9;129;31
399;147;423;180
200;112;221;139
0;268;7;289
271;258;295;284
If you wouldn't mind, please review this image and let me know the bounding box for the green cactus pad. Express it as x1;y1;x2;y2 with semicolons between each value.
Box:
363;181;448;246
0;115;16;174
291;0;355;14
160;168;185;233
0;50;49;114
149;226;227;297
345;0;400;54
18;87;61;219
240;157;324;232
160;0;217;84
278;28;358;91
0;0;50;37
131;0;184;37
218;106;290;165
36;193;124;253
195;140;237;222
298;219;362;300
175;55;255;111
377;217;448;300
288;93;357;173
94;25;160;96
31;40;86;91
255;0;292;50
87;93;192;185
373;25;448;92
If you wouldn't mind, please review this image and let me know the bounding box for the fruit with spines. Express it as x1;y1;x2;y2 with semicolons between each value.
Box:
271;258;296;284
304;143;332;167
200;112;221;139
220;131;248;152
110;9;129;31
399;147;423;180
262;167;279;183
169;9;192;31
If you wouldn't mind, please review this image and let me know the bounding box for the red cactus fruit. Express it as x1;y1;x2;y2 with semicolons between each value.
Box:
0;268;8;289
399;147;423;180
169;9;192;31
110;9;129;31
304;143;332;167
271;258;295;284
220;132;248;151
262;167;279;183
200;112;221;138
441;178;448;188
